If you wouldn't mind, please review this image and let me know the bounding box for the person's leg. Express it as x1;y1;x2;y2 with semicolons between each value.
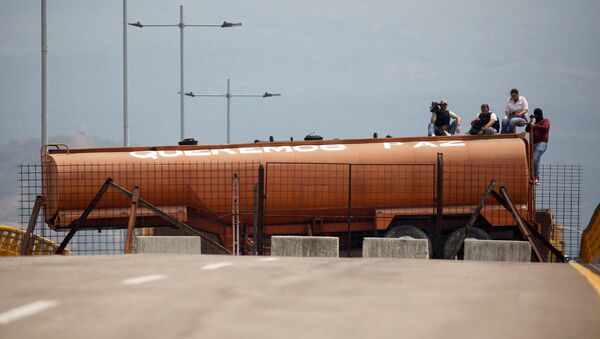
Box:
433;125;448;136
483;127;496;135
448;120;457;135
533;142;547;180
501;116;510;134
428;123;435;136
508;117;527;132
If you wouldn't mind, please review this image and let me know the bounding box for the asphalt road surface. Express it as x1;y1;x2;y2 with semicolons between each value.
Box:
0;255;599;339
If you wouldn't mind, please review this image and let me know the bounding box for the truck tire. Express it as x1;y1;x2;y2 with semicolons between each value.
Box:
443;227;491;260
384;225;433;258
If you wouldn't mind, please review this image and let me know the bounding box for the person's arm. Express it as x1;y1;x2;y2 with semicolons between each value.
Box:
449;111;462;126
516;97;529;117
516;108;528;118
482;115;497;130
449;111;461;133
430;112;436;124
505;100;511;116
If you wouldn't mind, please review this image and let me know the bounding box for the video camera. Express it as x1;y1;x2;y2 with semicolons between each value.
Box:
429;101;441;114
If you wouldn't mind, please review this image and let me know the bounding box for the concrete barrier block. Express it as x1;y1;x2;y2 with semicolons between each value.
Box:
271;236;338;257
464;239;531;262
362;238;429;259
134;236;201;254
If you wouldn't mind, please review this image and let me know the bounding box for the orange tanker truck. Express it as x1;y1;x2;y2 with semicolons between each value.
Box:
41;133;542;258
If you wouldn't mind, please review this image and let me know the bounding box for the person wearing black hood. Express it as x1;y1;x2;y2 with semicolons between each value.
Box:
526;108;550;185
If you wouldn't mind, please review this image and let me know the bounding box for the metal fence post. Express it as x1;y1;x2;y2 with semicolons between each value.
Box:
252;184;258;255
347;164;352;257
21;196;43;255
257;164;265;255
124;186;139;254
434;153;444;258
232;173;240;255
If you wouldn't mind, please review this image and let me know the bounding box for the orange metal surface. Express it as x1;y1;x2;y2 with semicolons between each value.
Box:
42;134;530;237
375;204;527;230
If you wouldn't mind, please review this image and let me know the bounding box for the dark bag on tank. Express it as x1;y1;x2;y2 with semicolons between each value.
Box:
469;120;483;135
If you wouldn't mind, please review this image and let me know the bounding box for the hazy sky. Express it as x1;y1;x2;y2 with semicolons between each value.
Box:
1;0;599;224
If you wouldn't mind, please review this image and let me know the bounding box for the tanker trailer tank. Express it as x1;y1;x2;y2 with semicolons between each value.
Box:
41;134;532;254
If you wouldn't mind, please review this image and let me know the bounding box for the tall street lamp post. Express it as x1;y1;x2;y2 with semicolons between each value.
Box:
128;5;241;141
41;0;48;147
185;78;281;144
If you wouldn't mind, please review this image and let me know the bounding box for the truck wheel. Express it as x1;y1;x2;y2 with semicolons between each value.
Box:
443;227;491;260
384;225;433;258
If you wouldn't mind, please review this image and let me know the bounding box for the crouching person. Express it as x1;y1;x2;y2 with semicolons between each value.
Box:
469;104;499;135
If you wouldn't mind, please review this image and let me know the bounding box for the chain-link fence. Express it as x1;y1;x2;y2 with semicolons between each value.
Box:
18;164;126;254
18;162;582;257
535;164;582;258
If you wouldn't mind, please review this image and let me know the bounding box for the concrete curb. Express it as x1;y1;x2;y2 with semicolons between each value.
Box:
362;238;429;259
134;236;202;254
464;239;531;262
271;236;339;257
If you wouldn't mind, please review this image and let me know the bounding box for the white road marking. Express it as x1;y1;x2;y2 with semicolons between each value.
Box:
122;274;166;285
0;300;59;325
258;257;279;262
202;262;233;270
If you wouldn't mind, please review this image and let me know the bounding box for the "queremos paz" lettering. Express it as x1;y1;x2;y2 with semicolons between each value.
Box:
129;141;465;159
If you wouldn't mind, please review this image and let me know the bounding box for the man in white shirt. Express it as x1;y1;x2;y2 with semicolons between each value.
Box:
501;88;529;134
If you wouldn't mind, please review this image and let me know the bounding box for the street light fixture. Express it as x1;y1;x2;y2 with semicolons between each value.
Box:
184;78;281;144
128;5;241;141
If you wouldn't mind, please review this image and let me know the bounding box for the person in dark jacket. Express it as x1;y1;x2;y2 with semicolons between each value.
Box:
469;104;499;135
525;108;550;185
428;99;462;136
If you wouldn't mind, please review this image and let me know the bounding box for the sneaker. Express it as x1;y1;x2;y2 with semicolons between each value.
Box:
534;179;540;186
443;130;452;136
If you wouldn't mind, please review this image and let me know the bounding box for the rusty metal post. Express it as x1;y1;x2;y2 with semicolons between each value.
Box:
528;124;537;228
232;173;240;255
21;196;43;255
257;165;265;255
124;186;140;254
252;184;258;255
499;186;545;262
434;153;444;258
347;164;352;257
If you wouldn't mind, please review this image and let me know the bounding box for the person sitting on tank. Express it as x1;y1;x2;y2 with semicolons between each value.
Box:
428;99;462;136
468;104;499;135
501;88;529;134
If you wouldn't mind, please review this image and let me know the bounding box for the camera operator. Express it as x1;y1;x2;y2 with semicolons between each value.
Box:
525;108;550;185
501;88;529;134
428;99;462;136
469;104;498;135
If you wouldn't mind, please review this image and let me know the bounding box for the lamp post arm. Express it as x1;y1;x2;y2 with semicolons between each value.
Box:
231;93;281;98
229;94;265;98
186;24;224;27
188;94;228;97
128;23;180;27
